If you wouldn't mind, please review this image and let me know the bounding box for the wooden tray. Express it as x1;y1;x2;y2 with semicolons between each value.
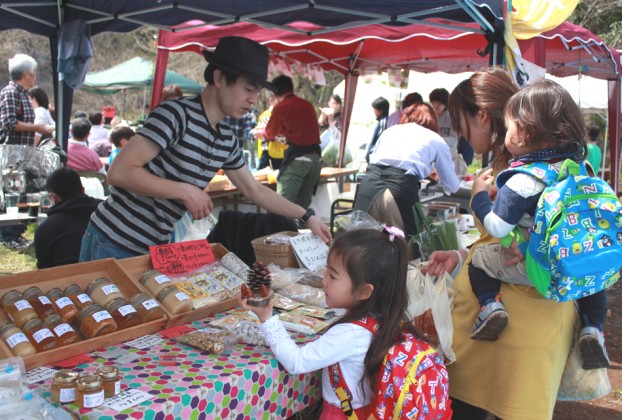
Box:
0;258;167;370
117;243;238;328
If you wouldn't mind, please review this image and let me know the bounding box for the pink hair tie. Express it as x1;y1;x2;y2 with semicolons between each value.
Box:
384;225;405;242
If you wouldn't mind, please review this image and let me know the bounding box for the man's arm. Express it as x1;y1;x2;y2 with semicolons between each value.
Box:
225;166;332;243
107;134;214;220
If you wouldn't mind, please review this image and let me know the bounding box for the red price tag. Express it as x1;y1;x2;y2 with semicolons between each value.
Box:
160;325;196;339
52;354;94;368
149;239;215;276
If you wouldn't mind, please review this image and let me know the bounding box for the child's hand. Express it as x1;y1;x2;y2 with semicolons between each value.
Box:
472;168;494;195
239;294;275;323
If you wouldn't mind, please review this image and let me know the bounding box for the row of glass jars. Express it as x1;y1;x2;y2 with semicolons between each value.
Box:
51;366;121;407
140;270;193;314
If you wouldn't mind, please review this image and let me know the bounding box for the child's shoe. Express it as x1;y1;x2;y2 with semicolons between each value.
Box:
470;295;509;341
579;326;610;370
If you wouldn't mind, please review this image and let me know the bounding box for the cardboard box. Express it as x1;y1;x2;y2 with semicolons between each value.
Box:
0;259;167;370
118;243;238;328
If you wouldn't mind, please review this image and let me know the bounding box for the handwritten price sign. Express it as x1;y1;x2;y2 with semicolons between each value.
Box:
149;239;215;275
289;233;329;271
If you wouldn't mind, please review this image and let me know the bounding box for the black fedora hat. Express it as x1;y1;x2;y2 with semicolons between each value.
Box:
203;36;275;92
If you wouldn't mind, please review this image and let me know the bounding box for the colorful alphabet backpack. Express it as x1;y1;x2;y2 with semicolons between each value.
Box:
328;317;452;420
498;159;622;302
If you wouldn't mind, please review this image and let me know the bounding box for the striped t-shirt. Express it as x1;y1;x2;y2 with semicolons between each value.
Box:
91;95;245;254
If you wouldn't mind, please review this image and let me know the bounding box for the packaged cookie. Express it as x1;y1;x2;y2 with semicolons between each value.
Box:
220;252;250;280
273;293;304;311
192;273;229;302
209;267;245;298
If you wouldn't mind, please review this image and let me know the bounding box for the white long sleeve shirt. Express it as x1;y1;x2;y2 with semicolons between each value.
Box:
258;316;373;409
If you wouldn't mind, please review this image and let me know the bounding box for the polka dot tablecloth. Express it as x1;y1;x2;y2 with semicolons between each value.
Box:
35;317;322;419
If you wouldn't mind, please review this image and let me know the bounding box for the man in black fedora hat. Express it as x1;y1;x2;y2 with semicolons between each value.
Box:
79;36;331;262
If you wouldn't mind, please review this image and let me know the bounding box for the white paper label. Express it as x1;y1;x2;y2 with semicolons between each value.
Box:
118;305;137;316
83;389;104;408
38;296;51;305
125;334;163;349
142;299;160;310
54;296;72;309
154;275;170;284
103;389;153;411
25;367;57;384
175;292;190;301
115;381;121;395
14;300;33;311
6;332;28;348
93;311;112;323
53;323;74;337
32;328;54;343
77;293;92;304
101;284;120;295
59;387;75;403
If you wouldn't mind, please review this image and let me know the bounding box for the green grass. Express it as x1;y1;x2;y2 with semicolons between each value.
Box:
0;223;37;276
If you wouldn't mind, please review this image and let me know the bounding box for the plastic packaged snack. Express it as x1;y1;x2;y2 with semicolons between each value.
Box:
173;330;234;354
273;293;304;311
230;321;269;347
275;282;327;308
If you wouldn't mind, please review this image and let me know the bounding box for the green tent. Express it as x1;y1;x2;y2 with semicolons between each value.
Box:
83;57;203;95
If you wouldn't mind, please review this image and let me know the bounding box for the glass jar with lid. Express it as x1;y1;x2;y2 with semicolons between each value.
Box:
22;318;58;352
75;374;104;409
0;323;36;356
46;288;79;324
77;304;117;339
96;366;121;398
130;292;165;322
139;270;173;297
157;286;193;315
1;290;39;328
86;278;125;307
63;284;94;310
104;298;141;330
51;370;78;403
22;286;56;319
43;314;80;346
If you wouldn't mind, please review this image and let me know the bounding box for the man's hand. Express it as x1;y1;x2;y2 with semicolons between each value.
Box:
472;168;494;195
421;250;462;277
180;184;214;220
306;215;332;244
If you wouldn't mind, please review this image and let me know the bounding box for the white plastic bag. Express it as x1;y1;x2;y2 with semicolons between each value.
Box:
172;212;216;243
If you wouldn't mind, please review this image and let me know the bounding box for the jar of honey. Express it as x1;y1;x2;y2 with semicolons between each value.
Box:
86;278;125;307
46;288;79;324
64;284;94;310
22;318;58;352
1;290;39;328
139;270;173;297
130;292;165;322
75;374;104;409
51;370;78;404
96;366;121;398
104;298;141;330
43;314;80;346
22;286;56;319
157;286;193;315
77;305;117;339
0;323;36;356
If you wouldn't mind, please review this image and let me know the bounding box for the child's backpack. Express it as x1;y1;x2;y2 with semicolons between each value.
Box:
498;159;622;302
328;317;452;420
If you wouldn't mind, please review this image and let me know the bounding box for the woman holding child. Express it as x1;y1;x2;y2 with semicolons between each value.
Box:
423;68;576;419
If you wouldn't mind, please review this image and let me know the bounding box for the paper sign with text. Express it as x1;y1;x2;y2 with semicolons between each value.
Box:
25;367;57;384
125;334;164;350
149;239;215;276
104;389;153;411
289;233;329;271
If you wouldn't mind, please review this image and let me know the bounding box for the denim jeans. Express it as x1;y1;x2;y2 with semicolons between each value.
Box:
79;222;139;262
0;224;26;242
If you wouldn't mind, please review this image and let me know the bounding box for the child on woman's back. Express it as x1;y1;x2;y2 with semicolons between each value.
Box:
242;228;451;419
468;79;609;369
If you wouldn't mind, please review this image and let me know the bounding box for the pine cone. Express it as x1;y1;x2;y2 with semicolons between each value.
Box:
247;261;272;292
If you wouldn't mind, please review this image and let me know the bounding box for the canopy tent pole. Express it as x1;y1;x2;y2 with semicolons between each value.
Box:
338;72;358;168
150;43;170;109
607;78;621;193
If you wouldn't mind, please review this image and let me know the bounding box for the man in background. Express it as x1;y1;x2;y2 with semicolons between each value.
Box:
365;96;390;163
35;168;101;268
386;91;423;128
108;125;135;165
586;123;602;174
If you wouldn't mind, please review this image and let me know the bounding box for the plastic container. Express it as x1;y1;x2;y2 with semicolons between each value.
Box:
130;292;165;322
77;305;117;339
157;286;193;315
1;290;38;328
96;366;121;398
46;288;79;324
22;286;56;319
104;298;141;330
86;278;125;307
22;318;58;352
51;370;78;404
64;284;94;310
75;374;104;409
139;270;173;297
0;323;36;356
43;313;80;346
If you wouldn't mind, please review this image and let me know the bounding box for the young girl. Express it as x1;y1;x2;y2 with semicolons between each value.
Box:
468;79;609;369
242;228;451;418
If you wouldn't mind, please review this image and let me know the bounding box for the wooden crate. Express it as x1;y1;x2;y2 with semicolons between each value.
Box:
117;243;238;328
0;258;167;370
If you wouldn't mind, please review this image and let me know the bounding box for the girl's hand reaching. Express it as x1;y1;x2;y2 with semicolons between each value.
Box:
472;168;494;195
239;295;275;323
